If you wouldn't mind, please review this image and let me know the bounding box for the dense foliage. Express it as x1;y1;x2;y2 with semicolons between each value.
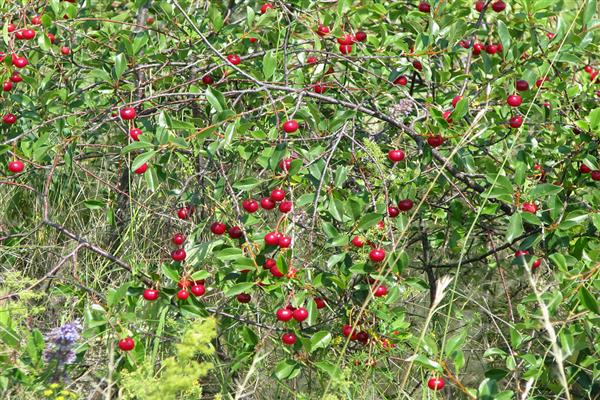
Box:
1;0;599;399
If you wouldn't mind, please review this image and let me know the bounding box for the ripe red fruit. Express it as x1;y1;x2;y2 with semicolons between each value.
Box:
8;160;25;173
120;107;137;120
22;29;36;40
394;75;408;86
270;265;284;277
178;279;192;289
129;128;142;141
118;337;135;351
472;42;484;55
418;2;431;12
316;24;330;36
143;289;159;301
177;206;192;219
579;164;591;173
134;163;148;174
306;56;318;64
47;33;56;44
248;37;257;43
279;201;293;213
532;258;542;270
356;331;369;343
427;135;444;148
509;116;523;128
202;75;214;85
427;377;445;390
60;46;70;55
591;170;600;181
374;285;388;297
522;202;537;213
282;120;299;133
452;95;462;108
228;226;243;239
491;0;506;12
278;235;292;248
293;307;308;322
312;83;327;94
314;298;326;309
210;222;226;235
281;332;297;345
355;31;367;42
398;199;414;211
351;236;364;247
276;308;294;322
146;16;155;25
172;233;185;245
237;293;251;303
227;54;241;65
261;197;276;210
177;289;189;300
516;80;529;91
263;258;276;269
387;149;405;162
191;284;206;296
279;157;294;171
15;30;25;40
459;39;471;49
3;113;17;124
264;231;281;246
388;206;400;218
260;3;273;13
413;60;423;71
243;199;259;213
546;32;555;40
515;250;529;258
369;248;386;262
342;324;354;337
475;1;485;12
7;23;15;32
485;44;498;54
12;56;28;68
443;110;453;123
543;102;551;109
536;77;548;87
507;94;522;107
3;81;13;92
339;44;353;54
270;188;286;202
584;65;594;74
171;248;186;262
10;72;22;83
337;34;355;45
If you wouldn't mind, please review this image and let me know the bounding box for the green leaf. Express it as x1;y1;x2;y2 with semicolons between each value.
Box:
215;247;243;261
206;86;226;112
232;177;262;191
445;330;467;356
314;361;341;378
505;212;524;243
478;378;499;400
357;213;382;230
529;183;563;197
497;20;511;51
114;53;127;79
161;264;180;282
453;98;468;120
263;50;276;79
309;331;331;352
578;287;599;314
274;359;302;380
132;150;157;171
224;282;254;297
84;199;105;210
589;108;600;130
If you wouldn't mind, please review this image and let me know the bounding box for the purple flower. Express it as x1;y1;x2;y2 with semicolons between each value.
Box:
43;320;82;366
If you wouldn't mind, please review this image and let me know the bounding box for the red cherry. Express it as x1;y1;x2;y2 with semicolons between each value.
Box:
7;23;16;32
177;206;193;220
47;33;56;44
387;149;405;162
228;226;243;239
536;77;548;87
176;289;189;300
532;258;542;269
146;16;155;25
210;222;227;235
248;37;257;43
398;199;414;211
134;163;148;174
312;83;328;94
261;197;276;210
118;337;135;351
584;65;594;74
306;56;318;64
413;60;423;71
314;298;326;309
342;324;354;337
491;0;506;12
496;42;503;52
9;72;22;83
394;75;408;86
591;170;600;181
459;39;471;49
316;24;330;36
260;3;273;13
369;248;386;262
276;308;294;322
178;279;192;289
485;44;498;54
264;231;281;246
452;95;462;108
227;54;241;65
546;32;555;40
270;265;284;277
236;293;251;303
543;102;551;109
171;233;185;245
472;42;484;55
515;250;529;258
120;107;137;120
22;29;36;40
356;331;369;343
427;377;445;390
427;135;444;148
509;116;523;128
293;307;308;322
15;30;25;40
339;44;353;54
270;188;286;202
171;248;187;262
3;81;13;92
279;201;292;213
579;164;591;174
281;332;297;345
8;160;25;173
282;120;299;133
143;289;159;301
516;80;529;91
388;206;400;218
3;113;17;124
507;94;522;107
12;56;28;68
60;46;70;55
443;110;453;123
418;2;431;12
351;236;364;247
202;75;214;85
475;1;485;12
337;34;355;45
522;202;537;213
279;157;294;171
191;284;206;296
278;235;292;248
374;285;388;297
355;31;367;42
127;127;141;141
243;199;259;213
263;258;276;269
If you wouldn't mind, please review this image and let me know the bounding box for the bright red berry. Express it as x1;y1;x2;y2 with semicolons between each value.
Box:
427;135;444;148
509;116;523;128
293;307;308;322
172;233;185;246
118;337;135;351
210;222;227;235
177;289;189;300
3;113;17;124
270;189;285;202
279;201;293;213
351;236;364;247
507;94;522;107
276;308;294;322
264;231;281;246
281;332;297;345
243;199;259;213
388;206;400;218
427;377;445;390
261;197;276;210
8;160;25;173
143;289;159;301
522;202;537;213
191;284;206;296
171;248;186;262
398;199;414;211
227;54;241;65
316;24;330;36
369;248;386;262
339;44;353;54
418;2;431;12
129;128;142;141
282;120;299;133
228;226;243;239
237;293;251;303
120;107;137;120
260;3;273;13
387;149;405;162
394;75;408;86
491;0;506;12
516;80;529;91
355;31;367;42
278;235;292;248
314;298;326;309
374;285;388;297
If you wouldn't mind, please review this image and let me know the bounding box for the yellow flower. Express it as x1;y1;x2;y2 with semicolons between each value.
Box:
49;383;60;389
43;389;53;396
55;396;65;400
